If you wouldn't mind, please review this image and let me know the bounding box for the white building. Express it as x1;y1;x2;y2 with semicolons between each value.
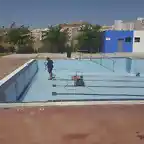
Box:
114;20;124;30
60;22;87;46
133;31;144;53
100;25;113;31
60;22;84;40
31;28;49;41
113;17;144;30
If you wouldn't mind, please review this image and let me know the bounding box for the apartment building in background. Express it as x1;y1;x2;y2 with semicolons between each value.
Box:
31;21;113;42
100;25;113;31
60;22;88;38
60;21;88;46
113;17;144;30
31;28;49;41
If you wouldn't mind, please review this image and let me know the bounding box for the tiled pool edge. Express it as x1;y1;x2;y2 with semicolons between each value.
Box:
0;59;38;102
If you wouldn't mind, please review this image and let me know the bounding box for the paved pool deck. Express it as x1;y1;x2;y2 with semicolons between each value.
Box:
2;52;144;59
37;52;144;59
0;57;31;79
0;104;144;144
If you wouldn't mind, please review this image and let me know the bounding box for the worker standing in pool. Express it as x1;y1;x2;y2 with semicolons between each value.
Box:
46;57;54;80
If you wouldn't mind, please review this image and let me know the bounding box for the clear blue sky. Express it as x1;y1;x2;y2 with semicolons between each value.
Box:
0;0;143;28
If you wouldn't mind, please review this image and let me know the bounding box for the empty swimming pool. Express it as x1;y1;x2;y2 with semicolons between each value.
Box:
20;57;144;102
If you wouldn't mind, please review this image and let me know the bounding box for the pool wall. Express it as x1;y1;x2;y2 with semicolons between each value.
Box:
0;59;38;102
131;59;144;74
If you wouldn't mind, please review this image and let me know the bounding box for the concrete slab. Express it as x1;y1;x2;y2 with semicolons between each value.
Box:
0;105;144;144
0;57;30;79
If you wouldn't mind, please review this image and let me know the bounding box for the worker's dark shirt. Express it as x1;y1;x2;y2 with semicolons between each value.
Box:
47;60;53;69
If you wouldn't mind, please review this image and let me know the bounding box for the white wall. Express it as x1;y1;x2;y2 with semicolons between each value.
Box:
0;59;38;102
133;31;144;52
114;20;123;30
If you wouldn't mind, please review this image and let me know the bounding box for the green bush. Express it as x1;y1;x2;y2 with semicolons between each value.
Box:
0;45;5;53
0;53;6;57
8;47;15;53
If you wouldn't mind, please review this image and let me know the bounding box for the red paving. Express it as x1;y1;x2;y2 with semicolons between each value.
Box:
0;105;144;144
0;57;30;79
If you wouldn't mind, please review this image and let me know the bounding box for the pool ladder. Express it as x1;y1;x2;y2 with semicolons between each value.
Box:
90;53;116;72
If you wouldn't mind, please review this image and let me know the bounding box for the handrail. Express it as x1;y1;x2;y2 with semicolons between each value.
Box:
90;59;114;72
77;52;116;72
89;53;116;63
90;53;116;72
100;53;116;72
100;53;116;63
77;50;89;60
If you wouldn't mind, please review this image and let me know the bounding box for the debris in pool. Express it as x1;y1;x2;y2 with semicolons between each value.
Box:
52;92;57;96
136;72;140;77
53;84;56;87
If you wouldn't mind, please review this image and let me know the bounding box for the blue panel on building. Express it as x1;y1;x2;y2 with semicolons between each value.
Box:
101;30;133;53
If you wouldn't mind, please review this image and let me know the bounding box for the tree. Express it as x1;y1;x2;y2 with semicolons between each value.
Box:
75;24;102;53
6;25;34;53
0;33;5;53
0;28;9;53
41;25;68;53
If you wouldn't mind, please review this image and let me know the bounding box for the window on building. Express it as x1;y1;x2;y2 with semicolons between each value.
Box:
135;37;140;42
125;37;132;42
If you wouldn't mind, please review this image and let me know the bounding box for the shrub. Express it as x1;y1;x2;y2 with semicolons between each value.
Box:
8;46;15;53
16;45;34;54
0;45;5;53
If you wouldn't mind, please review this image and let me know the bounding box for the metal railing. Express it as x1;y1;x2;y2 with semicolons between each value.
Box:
90;53;116;72
75;51;116;72
76;50;89;60
100;53;116;72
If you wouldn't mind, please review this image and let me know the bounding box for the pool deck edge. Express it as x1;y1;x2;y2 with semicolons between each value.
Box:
0;59;35;87
0;100;144;108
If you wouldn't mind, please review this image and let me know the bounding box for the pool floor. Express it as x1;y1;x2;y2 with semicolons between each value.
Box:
21;58;144;102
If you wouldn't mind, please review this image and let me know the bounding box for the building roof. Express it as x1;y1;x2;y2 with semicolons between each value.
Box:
60;21;89;28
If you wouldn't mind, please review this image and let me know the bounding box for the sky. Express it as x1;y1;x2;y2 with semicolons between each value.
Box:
0;0;144;28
